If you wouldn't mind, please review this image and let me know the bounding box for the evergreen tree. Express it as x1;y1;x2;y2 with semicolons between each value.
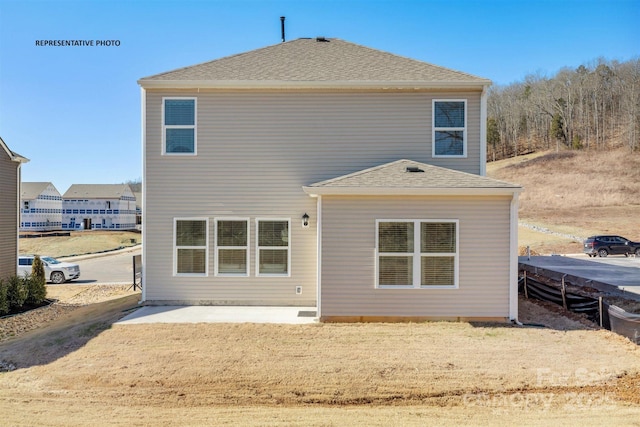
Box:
0;279;8;315
6;275;28;310
27;256;47;305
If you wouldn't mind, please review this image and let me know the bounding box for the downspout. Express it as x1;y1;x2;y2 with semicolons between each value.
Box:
13;154;29;277
480;84;489;176
509;192;522;325
316;195;322;319
140;86;147;303
16;163;22;276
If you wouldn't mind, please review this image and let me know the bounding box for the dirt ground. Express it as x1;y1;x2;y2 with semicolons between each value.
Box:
1;286;639;426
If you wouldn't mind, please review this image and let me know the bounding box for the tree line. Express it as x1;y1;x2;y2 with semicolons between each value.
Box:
487;57;640;161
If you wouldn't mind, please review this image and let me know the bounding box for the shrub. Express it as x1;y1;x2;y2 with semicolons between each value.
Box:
0;279;8;315
27;256;47;305
6;275;28;310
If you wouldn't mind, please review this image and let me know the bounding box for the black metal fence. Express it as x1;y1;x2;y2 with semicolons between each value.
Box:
520;272;640;345
132;255;142;291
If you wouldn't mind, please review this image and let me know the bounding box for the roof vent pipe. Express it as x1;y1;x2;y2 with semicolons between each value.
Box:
280;16;285;42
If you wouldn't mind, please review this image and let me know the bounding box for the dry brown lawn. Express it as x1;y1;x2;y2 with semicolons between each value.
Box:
1;287;639;426
19;230;140;258
488;148;640;254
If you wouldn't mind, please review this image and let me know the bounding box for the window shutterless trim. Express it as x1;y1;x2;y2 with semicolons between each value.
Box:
375;219;459;289
162;97;197;156
214;217;250;277
432;99;467;158
255;218;291;277
173;217;209;277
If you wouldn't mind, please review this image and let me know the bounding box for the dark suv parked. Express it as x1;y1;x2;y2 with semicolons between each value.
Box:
583;235;640;257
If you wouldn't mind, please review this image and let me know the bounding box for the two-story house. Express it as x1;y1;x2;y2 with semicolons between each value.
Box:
0;136;29;280
20;182;63;231
62;184;137;230
138;38;522;322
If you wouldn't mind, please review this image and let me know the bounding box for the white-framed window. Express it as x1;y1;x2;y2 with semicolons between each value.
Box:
256;219;290;276
376;219;458;289
432;99;466;157
163;97;197;155
174;218;208;276
215;218;249;276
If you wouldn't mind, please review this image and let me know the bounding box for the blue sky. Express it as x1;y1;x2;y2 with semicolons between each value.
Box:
0;0;638;193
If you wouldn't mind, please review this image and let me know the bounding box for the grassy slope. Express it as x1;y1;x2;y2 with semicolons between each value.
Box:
487;148;640;254
19;230;140;258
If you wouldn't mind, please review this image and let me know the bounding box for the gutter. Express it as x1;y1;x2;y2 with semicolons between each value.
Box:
137;79;491;91
303;186;522;197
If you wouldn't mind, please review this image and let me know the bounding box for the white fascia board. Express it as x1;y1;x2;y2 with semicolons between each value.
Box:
509;192;519;321
303;186;523;197
137;79;491;91
0;137;29;163
480;84;489;176
10;153;29;163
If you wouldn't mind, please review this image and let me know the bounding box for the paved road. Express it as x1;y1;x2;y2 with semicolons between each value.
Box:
62;247;141;285
567;253;640;268
520;254;640;298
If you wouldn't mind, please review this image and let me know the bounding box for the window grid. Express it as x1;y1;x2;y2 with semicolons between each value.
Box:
432;99;467;158
163;97;197;155
215;218;249;276
377;220;458;289
174;218;208;276
256;219;291;277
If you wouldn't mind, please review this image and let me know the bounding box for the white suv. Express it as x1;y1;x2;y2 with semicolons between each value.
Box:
18;255;81;284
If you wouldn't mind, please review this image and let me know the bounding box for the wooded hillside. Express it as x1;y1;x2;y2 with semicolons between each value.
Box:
487;58;639;161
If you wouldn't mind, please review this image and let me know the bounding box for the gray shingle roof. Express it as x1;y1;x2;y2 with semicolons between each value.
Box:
139;38;490;88
63;184;134;199
304;160;521;196
21;182;56;200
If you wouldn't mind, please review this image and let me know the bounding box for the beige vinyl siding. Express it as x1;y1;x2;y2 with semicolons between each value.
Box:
144;89;483;305
319;195;512;318
0;149;18;280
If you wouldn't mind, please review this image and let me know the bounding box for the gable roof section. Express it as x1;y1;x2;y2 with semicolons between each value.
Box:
0;136;29;163
138;38;491;90
63;184;134;199
303;160;521;196
22;182;57;200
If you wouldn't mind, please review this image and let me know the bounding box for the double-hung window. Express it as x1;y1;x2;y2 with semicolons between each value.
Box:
433;100;466;157
215;219;249;276
174;218;208;275
163;97;197;155
256;219;290;276
377;220;458;288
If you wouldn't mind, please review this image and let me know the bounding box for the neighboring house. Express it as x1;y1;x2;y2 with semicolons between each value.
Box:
20;182;63;231
62;184;137;230
133;191;142;228
138;38;522;321
0;137;29;281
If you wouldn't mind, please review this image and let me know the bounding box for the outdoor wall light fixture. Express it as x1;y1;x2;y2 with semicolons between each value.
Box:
302;213;310;228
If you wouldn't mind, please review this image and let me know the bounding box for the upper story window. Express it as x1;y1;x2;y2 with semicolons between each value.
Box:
163;98;197;155
433;100;466;157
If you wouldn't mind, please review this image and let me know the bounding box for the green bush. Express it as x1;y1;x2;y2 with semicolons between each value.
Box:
27;256;47;305
0;279;8;315
6;275;28;310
